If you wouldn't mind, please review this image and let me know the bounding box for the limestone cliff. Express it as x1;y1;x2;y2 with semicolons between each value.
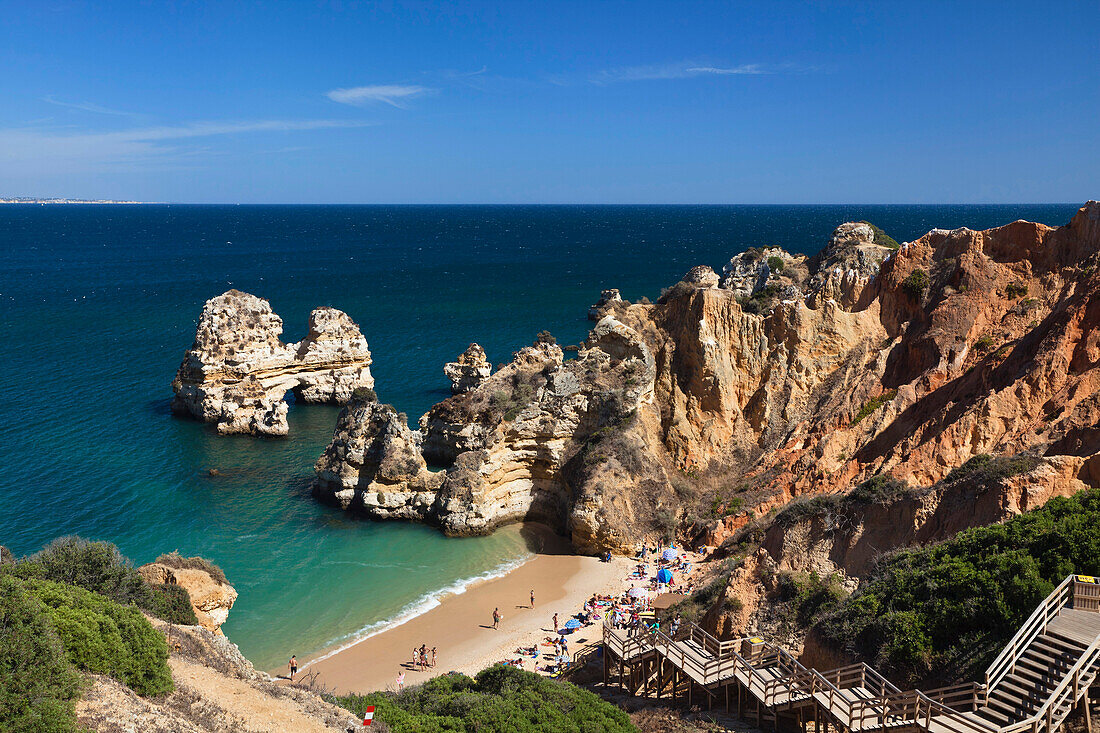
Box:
313;203;1100;556
171;290;373;436
139;561;238;635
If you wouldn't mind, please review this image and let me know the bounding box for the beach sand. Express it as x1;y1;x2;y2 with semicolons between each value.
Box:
282;527;636;694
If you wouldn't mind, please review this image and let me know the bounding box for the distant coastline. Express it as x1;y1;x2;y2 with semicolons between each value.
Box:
0;197;152;204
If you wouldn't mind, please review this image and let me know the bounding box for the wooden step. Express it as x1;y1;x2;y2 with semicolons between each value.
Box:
1007;662;1061;690
984;693;1032;721
1015;655;1072;678
996;674;1048;706
1037;632;1085;656
974;706;1013;726
1028;637;1080;663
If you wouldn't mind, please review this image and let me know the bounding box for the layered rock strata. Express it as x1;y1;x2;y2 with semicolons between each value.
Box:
313;203;1100;555
171;290;373;436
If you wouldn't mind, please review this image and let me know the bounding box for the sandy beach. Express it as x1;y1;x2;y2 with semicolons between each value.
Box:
285;530;635;694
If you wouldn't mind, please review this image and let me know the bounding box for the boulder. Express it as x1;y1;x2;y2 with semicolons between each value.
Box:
139;562;238;634
443;343;492;394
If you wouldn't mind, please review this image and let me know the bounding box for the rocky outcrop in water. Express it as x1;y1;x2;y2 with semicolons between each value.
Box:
171;290;373;435
443;343;492;394
313;203;1100;555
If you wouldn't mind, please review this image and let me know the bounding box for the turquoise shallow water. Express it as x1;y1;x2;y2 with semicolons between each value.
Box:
0;204;1079;669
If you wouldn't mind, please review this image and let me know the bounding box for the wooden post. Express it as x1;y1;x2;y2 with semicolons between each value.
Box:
603;648;608;686
1082;687;1091;731
726;683;730;713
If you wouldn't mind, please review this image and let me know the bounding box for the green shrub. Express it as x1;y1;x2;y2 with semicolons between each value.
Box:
330;665;636;732
853;389;898;424
351;386;377;401
813;488;1100;687
154;551;228;586
860;221;901;250
974;335;994;352
0;574;82;732
767;255;785;273
775;571;848;628
1004;282;1028;299
16;537;198;625
848;474;912;505
28;578;174;697
944;453;1039;485
147;583;199;625
902;269;929;298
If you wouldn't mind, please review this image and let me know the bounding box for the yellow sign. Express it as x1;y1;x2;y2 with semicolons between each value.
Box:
749;637;764;644
1076;575;1099;584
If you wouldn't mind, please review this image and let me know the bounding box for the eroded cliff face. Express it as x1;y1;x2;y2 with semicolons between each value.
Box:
138;562;239;635
171;290;373;435
312;203;1100;555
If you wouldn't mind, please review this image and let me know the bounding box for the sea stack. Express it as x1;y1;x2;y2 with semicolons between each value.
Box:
171;290;374;436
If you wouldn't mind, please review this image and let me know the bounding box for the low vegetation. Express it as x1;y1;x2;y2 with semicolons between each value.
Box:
13;536;198;625
813;488;1100;687
0;574;83;732
901;269;929;298
0;537;229;730
330;664;637;732
853;389;898;424
859;221;901;250
155;550;229;586
772;571;848;633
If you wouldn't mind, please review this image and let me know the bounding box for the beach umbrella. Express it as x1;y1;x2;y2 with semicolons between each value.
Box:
661;548;678;561
628;587;647;598
657;568;673;584
563;618;582;630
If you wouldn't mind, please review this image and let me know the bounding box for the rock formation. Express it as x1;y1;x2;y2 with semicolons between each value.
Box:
588;288;622;320
171;290;373;436
312;203;1100;556
443;343;492;394
139;561;238;635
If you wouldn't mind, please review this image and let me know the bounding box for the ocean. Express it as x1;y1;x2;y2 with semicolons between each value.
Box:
0;203;1080;669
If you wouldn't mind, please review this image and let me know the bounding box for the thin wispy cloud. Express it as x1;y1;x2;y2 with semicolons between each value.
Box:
326;84;433;108
41;95;141;117
590;61;784;84
0;119;370;168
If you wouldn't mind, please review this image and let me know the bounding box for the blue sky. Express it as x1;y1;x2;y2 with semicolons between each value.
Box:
1;1;1097;203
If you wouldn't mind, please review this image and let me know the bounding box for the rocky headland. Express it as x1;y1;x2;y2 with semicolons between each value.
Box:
308;202;1100;558
171;290;374;435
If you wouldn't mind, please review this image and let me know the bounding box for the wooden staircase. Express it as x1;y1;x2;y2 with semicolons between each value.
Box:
601;574;1100;733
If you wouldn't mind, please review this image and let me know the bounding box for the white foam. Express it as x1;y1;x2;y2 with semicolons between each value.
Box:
300;553;533;671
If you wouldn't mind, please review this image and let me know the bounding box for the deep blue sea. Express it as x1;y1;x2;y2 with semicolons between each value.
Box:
0;204;1079;668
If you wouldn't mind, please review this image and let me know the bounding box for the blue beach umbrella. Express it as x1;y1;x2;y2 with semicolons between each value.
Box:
563;618;582;630
657;568;673;584
661;548;678;561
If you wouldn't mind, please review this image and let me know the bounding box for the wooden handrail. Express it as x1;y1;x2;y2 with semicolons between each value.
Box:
986;575;1075;692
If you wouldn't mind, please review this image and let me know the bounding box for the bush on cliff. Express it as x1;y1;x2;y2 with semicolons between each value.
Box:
0;574;82;732
28;577;174;696
813;488;1100;687
859;221;900;250
16;536;198;625
330;664;637;732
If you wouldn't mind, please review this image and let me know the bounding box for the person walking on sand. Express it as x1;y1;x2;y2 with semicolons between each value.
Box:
530;589;535;607
492;607;502;629
288;655;297;681
397;672;405;691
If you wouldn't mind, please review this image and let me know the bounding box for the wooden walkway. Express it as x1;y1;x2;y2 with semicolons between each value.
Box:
602;575;1100;733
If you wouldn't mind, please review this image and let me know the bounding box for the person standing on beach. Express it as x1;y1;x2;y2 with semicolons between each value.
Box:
288;655;297;681
431;647;437;667
397;672;405;691
492;607;502;629
530;589;535;607
552;613;558;632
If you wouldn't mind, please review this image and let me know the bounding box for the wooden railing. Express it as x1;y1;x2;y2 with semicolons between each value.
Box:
850;688;1000;733
1074;575;1100;613
999;633;1100;733
985;576;1075;692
